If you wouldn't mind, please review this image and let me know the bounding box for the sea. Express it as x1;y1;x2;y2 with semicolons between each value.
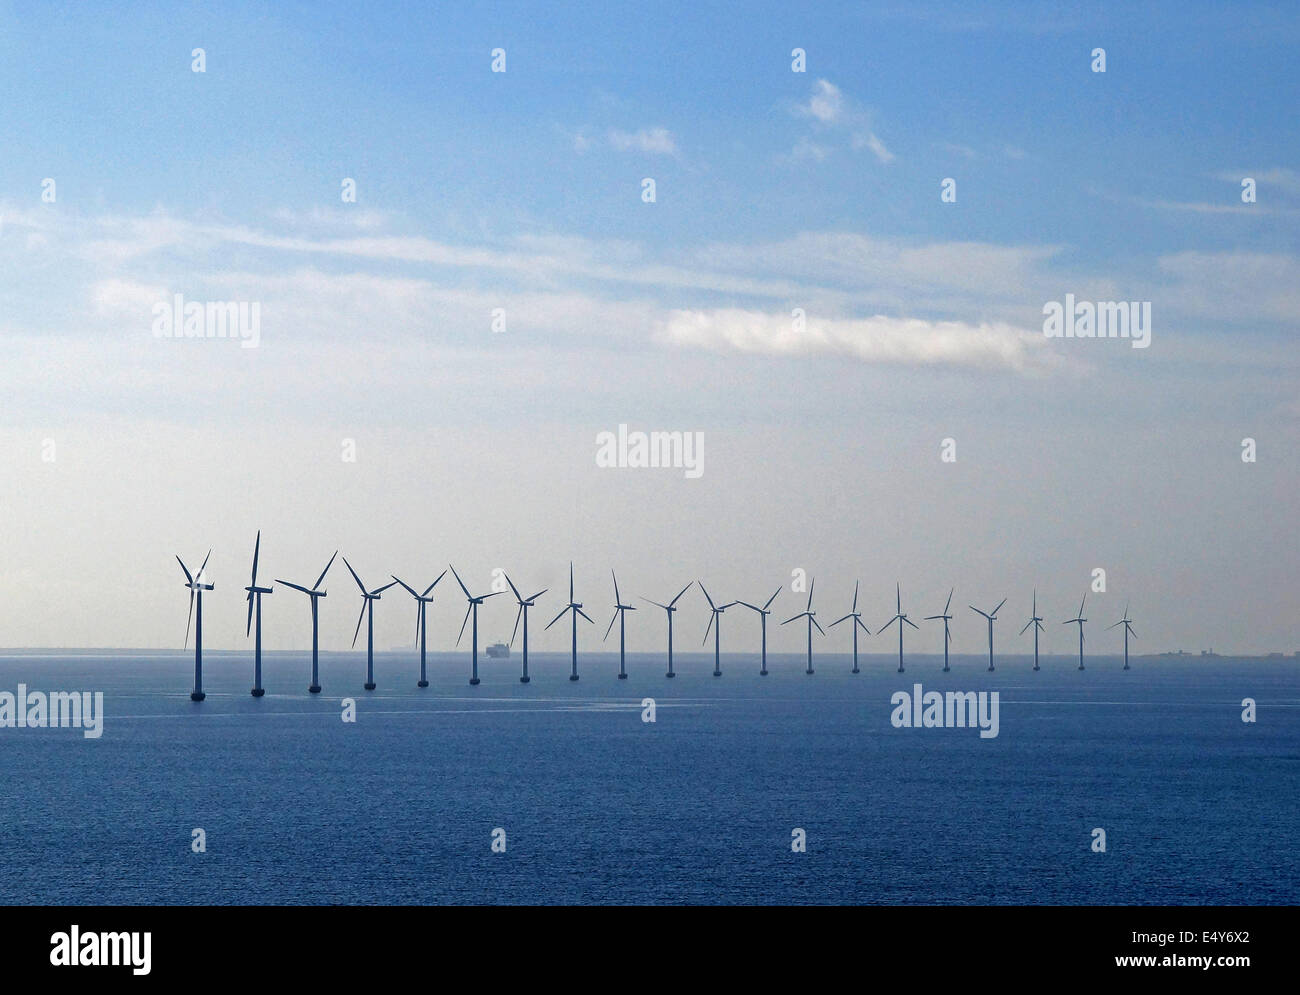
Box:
0;650;1295;905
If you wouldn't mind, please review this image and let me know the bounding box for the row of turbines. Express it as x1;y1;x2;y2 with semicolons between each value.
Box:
175;533;1138;701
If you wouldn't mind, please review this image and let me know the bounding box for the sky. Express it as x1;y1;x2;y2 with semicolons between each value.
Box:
0;0;1297;656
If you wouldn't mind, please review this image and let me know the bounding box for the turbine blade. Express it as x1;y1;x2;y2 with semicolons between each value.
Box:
482;590;504;600
545;607;568;630
703;612;714;644
456;604;472;647
807;578;815;611
503;572;522;603
735;601;760;612
198;549;212;580
856;617;872;635
1107;620;1123;630
699;583;715;611
764;586;782;610
391;576;418;598
569;562;574;603
1020;619;1033;635
528;589;548;602
604;610;618;642
511;605;523;647
811;617;825;635
644;598;668;609
1129;627;1137;640
611;569;621;607
176;556;193;585
352;601;367;648
184;588;195;648
422;569;447;598
342;556;366;594
992;598;1007;616
829;614;852;627
276;580;311;595
449;564;472;599
852;580;859;613
251;531;261;586
246;590;254;637
944;587;953;614
372;581;398;595
314;551;338;590
670;582;694;607
576;608;594;625
780;614;803;626
895;582;901;614
904;617;919;630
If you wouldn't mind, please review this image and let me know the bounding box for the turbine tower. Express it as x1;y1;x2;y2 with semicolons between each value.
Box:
603;570;636;679
176;550;214;702
643;582;694;678
450;565;503;686
699;583;736;677
504;572;547;683
343;558;397;691
924;588;955;673
781;579;823;675
969;597;1007;672
1019;589;1045;672
829;581;872;674
734;586;782;675
879;583;918;674
545;562;594;682
1108;603;1136;670
276;551;337;693
1063;593;1088;670
391;570;447;687
245;532;273;697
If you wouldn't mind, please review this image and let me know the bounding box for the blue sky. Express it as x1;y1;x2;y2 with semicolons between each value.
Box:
0;1;1296;654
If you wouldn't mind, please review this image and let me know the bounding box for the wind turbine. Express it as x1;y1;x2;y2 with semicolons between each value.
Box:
343;558;396;691
643;582;694;678
829;581;872;674
781;579;823;675
603;570;636;679
1019;589;1045;671
545;562;594;682
879;583;918;674
1063;593;1088;670
734;586;782;675
176;550;214;702
391;570;447;687
450;565;503;686
276;551;337;693
245;532;273;697
1108;602;1136;670
969;597;1007;672
504;572;547;683
924;588;955;673
699;583;736;677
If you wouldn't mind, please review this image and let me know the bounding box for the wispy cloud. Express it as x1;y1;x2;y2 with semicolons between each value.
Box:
608;126;678;155
659;308;1060;374
791;79;893;164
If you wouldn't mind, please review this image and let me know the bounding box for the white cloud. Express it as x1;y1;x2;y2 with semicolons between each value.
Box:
793;79;892;164
607;127;678;155
658;308;1061;374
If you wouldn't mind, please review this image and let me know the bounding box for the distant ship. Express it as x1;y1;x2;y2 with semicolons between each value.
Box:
485;642;509;659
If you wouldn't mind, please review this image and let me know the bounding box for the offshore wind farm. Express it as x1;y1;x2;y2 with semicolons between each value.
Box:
1;0;1296;931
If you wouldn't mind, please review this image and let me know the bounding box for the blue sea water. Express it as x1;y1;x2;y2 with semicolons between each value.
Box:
0;650;1295;905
